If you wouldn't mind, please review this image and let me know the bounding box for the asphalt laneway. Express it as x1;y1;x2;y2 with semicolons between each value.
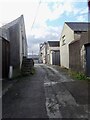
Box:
2;64;89;119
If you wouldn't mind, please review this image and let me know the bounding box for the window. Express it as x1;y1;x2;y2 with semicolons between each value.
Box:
74;31;82;34
62;35;66;46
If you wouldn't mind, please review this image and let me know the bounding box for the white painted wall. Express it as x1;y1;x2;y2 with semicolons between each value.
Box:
60;23;74;68
50;47;60;51
40;44;47;64
46;44;50;64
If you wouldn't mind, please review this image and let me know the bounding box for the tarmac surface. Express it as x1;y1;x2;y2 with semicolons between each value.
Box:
2;64;89;119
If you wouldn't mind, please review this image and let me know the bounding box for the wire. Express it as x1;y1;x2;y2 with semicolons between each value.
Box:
30;0;41;32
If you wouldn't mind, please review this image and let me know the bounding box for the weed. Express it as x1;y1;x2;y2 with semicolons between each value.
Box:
30;67;36;75
68;69;90;81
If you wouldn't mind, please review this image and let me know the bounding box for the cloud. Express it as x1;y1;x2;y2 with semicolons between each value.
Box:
27;25;62;54
28;43;39;55
76;6;88;22
76;15;86;22
0;1;39;34
27;26;62;44
0;0;88;55
80;7;88;14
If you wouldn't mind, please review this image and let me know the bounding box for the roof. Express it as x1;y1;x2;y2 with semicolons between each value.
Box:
0;15;24;41
48;41;60;47
51;50;60;52
2;15;24;29
40;42;47;49
69;39;80;45
0;27;9;41
65;22;89;31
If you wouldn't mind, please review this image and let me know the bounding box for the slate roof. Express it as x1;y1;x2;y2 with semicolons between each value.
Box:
65;22;90;31
2;15;23;29
48;41;60;47
0;27;9;41
1;15;24;41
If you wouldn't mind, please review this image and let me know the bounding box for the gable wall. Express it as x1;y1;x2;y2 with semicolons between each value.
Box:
60;23;74;68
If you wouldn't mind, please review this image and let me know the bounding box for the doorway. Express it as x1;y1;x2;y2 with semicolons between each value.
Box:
85;44;90;77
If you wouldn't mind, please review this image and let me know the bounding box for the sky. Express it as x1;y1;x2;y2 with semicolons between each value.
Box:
0;0;88;55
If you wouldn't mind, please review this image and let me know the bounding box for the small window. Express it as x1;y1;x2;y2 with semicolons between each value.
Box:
74;31;82;34
62;35;66;46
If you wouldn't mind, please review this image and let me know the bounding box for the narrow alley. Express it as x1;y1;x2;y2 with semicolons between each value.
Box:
2;64;89;119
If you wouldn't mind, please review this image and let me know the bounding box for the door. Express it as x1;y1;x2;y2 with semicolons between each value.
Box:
85;44;90;77
2;39;10;78
52;51;60;65
52;52;55;65
55;51;60;65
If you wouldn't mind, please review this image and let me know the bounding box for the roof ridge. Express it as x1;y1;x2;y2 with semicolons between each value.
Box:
2;15;23;29
65;22;89;31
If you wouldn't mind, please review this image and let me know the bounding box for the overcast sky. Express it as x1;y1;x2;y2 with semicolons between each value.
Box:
0;0;88;55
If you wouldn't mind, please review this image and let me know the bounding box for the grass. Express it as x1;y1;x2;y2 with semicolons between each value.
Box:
68;69;90;81
10;67;36;80
49;65;90;81
21;67;36;76
30;67;36;75
10;68;21;80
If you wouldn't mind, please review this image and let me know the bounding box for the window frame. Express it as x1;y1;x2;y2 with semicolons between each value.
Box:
62;35;66;46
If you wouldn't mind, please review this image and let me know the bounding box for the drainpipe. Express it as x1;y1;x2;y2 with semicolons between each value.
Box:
9;66;13;79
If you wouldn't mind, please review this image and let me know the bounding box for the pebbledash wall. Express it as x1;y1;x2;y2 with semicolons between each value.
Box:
0;28;10;79
60;22;89;70
0;36;2;80
1;15;27;78
69;31;90;76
